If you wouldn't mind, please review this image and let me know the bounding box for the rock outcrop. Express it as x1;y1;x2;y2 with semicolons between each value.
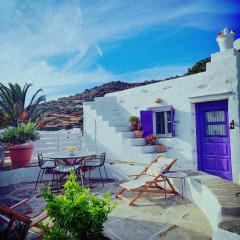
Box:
37;58;210;130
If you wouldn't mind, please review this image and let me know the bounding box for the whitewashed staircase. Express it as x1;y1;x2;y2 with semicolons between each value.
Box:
84;96;158;164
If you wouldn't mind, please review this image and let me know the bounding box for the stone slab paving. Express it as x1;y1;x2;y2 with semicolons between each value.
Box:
0;180;212;240
176;169;240;237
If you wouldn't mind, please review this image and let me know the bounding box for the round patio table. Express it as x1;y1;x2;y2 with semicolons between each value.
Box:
46;151;96;160
46;151;96;186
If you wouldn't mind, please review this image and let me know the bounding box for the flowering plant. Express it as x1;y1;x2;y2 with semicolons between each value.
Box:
67;146;77;152
145;134;157;145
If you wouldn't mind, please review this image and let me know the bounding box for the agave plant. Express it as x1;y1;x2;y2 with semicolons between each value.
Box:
0;83;46;126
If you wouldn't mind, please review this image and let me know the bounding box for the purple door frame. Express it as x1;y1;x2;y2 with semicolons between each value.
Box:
195;100;233;181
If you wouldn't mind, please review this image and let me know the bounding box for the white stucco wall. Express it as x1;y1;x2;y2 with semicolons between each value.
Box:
102;49;240;183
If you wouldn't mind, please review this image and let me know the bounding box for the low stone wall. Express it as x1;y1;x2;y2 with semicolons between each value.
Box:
0;163;125;188
169;169;240;240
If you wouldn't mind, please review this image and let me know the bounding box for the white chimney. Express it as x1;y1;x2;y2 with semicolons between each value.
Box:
216;27;236;52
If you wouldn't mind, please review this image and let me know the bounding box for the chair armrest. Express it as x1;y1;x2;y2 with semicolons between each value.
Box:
11;198;29;209
74;156;95;165
45;159;57;162
82;158;99;166
30;211;48;227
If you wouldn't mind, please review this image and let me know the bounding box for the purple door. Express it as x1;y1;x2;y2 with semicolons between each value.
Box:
195;100;232;181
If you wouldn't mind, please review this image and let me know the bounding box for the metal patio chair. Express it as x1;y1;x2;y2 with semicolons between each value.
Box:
51;159;83;190
0;143;8;168
82;152;108;186
35;153;56;190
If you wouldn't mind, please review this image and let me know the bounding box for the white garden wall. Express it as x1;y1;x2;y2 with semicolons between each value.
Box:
33;128;83;157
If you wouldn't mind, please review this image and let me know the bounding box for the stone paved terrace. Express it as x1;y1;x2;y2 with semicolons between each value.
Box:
112;163;240;239
0;179;213;240
182;170;240;238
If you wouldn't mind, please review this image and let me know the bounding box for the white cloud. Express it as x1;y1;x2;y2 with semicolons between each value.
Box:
0;0;236;100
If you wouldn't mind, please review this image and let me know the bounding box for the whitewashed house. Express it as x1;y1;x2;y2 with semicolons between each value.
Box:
83;28;240;184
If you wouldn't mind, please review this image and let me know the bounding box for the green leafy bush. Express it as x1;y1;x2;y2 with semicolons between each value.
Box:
41;172;117;240
0;122;39;145
129;115;139;124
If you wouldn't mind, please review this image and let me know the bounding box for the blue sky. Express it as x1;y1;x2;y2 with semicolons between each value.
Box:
0;0;239;100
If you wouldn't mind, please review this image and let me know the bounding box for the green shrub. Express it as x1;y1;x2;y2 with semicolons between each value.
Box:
0;122;39;145
41;172;117;240
129;115;139;124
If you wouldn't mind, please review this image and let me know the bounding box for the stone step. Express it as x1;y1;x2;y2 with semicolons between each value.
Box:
95;108;120;113
221;206;240;218
126;138;146;146
101;115;124;122
135;145;157;153
108;121;129;127
119;131;135;138
114;126;131;132
99;111;122;117
218;216;240;235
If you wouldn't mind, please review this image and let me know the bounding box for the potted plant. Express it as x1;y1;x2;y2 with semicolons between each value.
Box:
67;146;78;156
41;172;117;240
145;134;157;145
129;116;140;131
0;122;39;168
155;139;167;153
134;125;144;138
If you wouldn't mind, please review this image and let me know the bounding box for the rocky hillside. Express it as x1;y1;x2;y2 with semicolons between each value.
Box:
38;80;164;130
38;58;210;130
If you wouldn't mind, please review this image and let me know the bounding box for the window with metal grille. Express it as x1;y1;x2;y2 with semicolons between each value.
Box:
205;110;227;137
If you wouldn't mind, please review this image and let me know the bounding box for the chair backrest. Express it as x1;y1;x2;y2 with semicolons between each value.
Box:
37;154;44;168
146;156;177;177
0;143;6;159
0;204;31;240
99;152;106;166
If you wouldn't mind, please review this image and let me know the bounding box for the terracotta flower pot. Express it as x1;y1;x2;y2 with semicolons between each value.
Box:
18;111;28;121
8;143;33;168
135;130;144;138
145;134;157;145
130;123;139;131
156;144;167;153
155;97;162;103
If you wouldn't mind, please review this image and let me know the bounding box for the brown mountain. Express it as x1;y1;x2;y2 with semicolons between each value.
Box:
38;58;210;130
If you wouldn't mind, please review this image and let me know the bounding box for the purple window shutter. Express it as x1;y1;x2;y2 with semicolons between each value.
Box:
171;107;175;137
140;110;153;137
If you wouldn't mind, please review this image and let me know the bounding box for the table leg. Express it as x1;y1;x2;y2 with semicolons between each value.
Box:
183;177;186;200
181;178;184;199
164;179;167;201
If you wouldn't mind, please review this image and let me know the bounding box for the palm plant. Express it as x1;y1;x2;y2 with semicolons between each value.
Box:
0;83;46;126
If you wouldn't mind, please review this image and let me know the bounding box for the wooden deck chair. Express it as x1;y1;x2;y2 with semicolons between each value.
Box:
116;156;177;205
0;198;48;240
